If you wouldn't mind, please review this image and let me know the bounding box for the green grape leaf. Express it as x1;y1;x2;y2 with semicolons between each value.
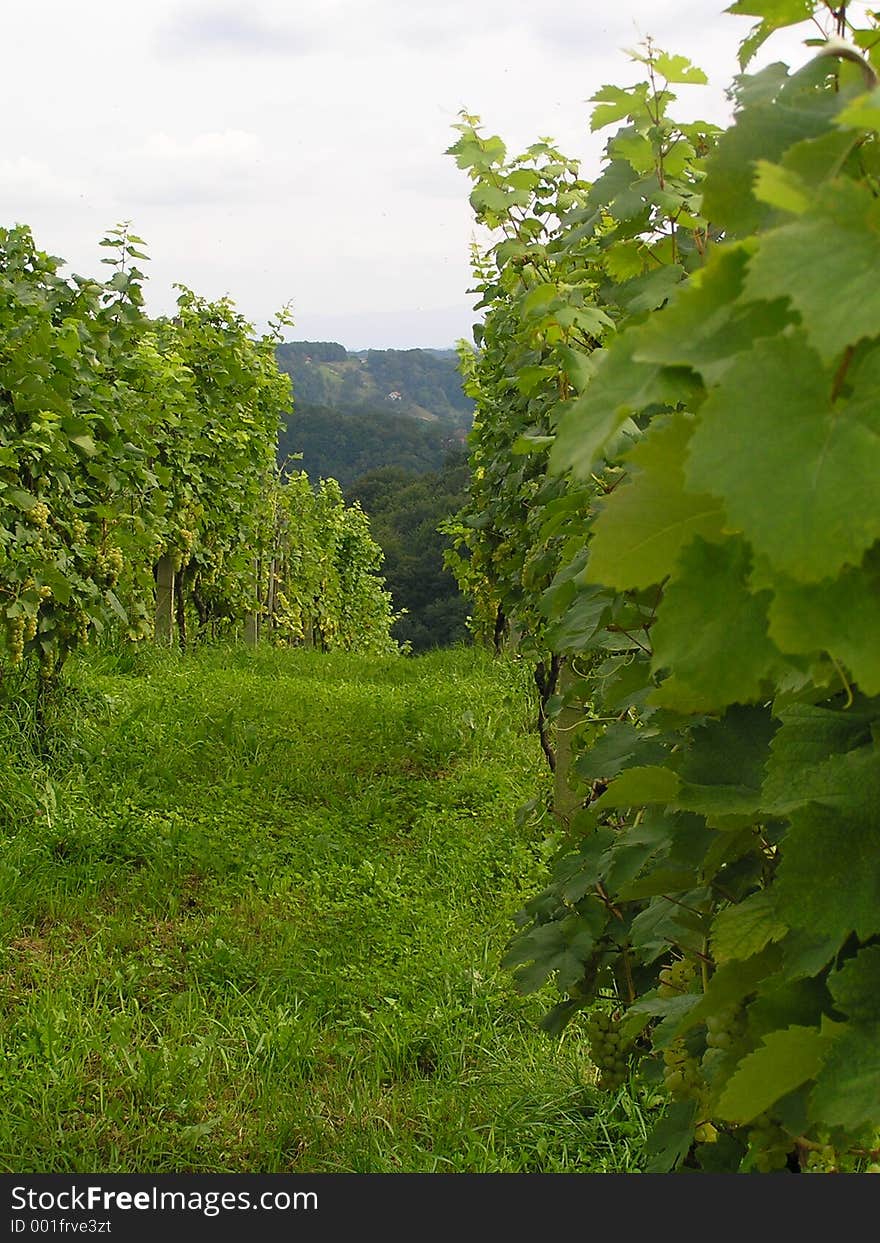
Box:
760;705;873;816
747;976;831;1041
630;888;711;959
633;244;794;384
653;52;708;85
70;434;97;456
828;946;880;1024
726;2;814;67
613;264;684;315
549;332;700;479
546;585;610;652
574;721;668;782
776;788;880;943
711;891;789;964
593;764;680;809
809;1022;880;1133
836;85;880;130
686;334;880;582
752;159;810;214
645;1100;698;1172
768;555;880;695
650;537;780;714
555;344;597;392
744;179;880;363
589;84;645;132
502;907;607;994
677;944;783;1035
682;706;776;788
587;415;724;590
703;58;848;230
717;1024;832;1123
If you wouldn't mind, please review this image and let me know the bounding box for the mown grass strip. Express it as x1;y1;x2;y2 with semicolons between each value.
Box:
0;646;651;1172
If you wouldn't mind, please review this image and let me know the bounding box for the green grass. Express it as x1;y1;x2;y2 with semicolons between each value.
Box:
0;645;651;1172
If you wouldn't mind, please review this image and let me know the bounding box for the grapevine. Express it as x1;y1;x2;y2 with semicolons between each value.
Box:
450;0;880;1171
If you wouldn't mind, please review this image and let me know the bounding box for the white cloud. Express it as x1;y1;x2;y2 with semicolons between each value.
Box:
0;157;83;210
110;129;273;206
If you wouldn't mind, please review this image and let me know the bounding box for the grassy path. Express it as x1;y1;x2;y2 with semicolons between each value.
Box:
0;647;647;1172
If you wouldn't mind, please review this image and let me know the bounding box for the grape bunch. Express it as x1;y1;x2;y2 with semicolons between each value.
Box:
658;957;695;997
705;1005;746;1052
95;545;124;586
6;616;25;664
585;1010;633;1092
28;501;50;530
747;1114;792;1173
662;1038;704;1103
804;1144;838;1174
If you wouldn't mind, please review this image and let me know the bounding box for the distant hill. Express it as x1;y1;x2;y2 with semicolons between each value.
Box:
275;341;474;428
277;400;465;489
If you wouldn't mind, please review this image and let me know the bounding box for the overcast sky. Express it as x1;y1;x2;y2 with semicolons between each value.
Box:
1;1;841;349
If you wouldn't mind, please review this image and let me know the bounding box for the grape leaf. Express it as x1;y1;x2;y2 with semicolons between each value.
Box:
836;86;880;131
549;331;700;479
711;891;789;964
593;764;680;809
645;1100;698;1172
633;243;794;384
653;52;708;86
828;946;880;1024
677;944;784;1035
752;159;810;214
717;1024;832;1123
587;415;724;590
768;555;880;695
650;537;781;713
573;721;667;782
726;1;814;68
761;705;873;815
673;705;778;817
745;179;880;363
502;907;607;994
703;58;847;229
776;788;880;943
809;1022;880;1133
686;334;880;582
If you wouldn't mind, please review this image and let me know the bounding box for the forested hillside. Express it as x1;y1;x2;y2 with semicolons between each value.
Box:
348;452;471;650
277;400;459;487
275;342;474;426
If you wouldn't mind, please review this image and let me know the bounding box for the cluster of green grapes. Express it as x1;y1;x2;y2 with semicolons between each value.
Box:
705;1004;746;1052
747;1114;792;1173
662;1038;705;1102
658;957;695;997
95;545;124;586
803;1144;838;1174
585;1009;634;1091
169;524;197;572
6;616;25;664
27;501;50;530
71;518;88;544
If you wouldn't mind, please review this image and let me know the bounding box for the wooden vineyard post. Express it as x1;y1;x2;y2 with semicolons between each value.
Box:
266;557;277;633
553;657;581;826
244;556;260;647
155;554;175;644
